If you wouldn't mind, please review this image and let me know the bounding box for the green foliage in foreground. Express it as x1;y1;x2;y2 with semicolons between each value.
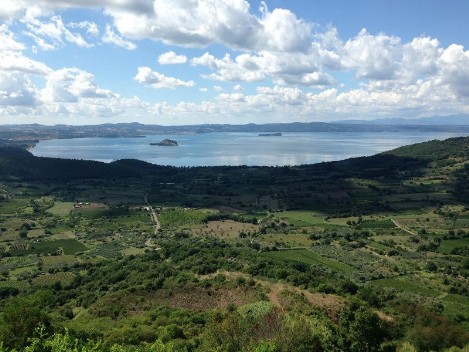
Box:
2;308;469;352
0;238;468;351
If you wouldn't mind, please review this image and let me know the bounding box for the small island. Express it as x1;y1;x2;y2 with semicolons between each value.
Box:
150;139;178;146
258;132;282;137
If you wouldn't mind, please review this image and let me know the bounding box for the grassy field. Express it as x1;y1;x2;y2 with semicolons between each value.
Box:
121;247;146;256
359;219;396;229
0;280;29;290
42;255;77;268
371;275;440;297
9;265;36;278
437;237;469;254
265;248;357;273
263;233;312;247
91;242;124;259
74;205;113;219
47;201;75;216
442;294;469;322
190;220;258;239
0;198;29;215
49;231;76;240
32;272;76;286
273;211;326;227
159;208;208;229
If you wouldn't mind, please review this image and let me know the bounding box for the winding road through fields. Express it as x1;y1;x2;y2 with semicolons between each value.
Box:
144;193;161;235
391;218;417;237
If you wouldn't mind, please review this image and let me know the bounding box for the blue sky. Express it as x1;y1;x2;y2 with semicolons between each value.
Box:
1;0;469;125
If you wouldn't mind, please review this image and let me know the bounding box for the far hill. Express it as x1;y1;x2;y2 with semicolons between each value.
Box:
1;121;469;148
334;113;469;126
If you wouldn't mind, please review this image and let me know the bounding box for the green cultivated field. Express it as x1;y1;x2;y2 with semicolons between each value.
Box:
32;271;75;286
265;248;357;273
47;201;75;216
27;239;87;255
359;219;396;229
159;208;208;229
371;275;440;297
437;237;469;254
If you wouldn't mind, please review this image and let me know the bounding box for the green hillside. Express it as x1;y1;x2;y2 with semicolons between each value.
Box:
0;137;468;351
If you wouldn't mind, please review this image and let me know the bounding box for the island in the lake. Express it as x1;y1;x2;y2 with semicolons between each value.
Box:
150;139;178;146
258;132;282;136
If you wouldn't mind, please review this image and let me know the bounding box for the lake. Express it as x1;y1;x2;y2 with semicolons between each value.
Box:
31;132;469;167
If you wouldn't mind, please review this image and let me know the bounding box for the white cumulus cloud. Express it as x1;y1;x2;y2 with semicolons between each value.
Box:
102;24;136;50
134;67;195;89
0;51;52;75
191;50;333;87
158;51;187;64
0;24;26;51
437;44;469;97
0;24;52;75
106;0;313;53
0;0;27;20
41;68;116;103
192;52;266;82
342;29;402;80
23;14;94;50
0;72;39;106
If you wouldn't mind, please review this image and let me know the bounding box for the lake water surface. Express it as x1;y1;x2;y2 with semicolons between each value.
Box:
31;132;469;167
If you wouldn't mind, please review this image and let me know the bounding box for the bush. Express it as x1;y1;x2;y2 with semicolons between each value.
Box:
426;262;438;272
19;228;28;238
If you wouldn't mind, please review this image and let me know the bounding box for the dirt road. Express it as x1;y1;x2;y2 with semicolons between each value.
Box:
144;193;161;235
391;218;417;237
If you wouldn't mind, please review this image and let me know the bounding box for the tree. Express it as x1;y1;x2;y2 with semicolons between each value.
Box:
19;228;28;238
462;258;469;270
340;305;387;352
0;295;52;349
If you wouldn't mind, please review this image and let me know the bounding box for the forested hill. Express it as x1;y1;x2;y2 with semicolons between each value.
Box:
384;137;469;160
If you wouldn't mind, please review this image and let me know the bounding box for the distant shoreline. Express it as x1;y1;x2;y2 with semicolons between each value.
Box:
259;132;282;136
3;122;469;152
